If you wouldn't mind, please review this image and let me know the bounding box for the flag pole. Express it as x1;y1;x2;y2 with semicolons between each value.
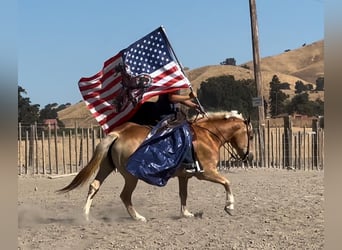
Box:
160;26;207;115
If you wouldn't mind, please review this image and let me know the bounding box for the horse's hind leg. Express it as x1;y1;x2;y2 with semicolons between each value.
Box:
120;174;146;222
83;157;114;220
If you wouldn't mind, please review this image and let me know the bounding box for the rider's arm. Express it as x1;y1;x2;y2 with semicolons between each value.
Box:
168;92;199;109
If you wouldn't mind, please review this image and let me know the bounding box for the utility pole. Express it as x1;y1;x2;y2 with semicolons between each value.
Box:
249;0;265;166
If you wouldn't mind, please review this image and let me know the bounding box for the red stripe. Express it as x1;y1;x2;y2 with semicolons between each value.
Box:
78;70;103;83
148;76;187;92
100;104;141;132
81;77;121;100
153;65;180;82
97;107;133;126
85;92;118;110
79;53;122;91
103;52;122;68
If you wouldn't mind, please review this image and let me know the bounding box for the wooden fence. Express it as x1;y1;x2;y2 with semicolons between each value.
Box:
218;117;324;170
17;123;104;175
17;117;324;176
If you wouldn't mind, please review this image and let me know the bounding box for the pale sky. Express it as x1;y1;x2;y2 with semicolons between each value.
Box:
17;0;324;107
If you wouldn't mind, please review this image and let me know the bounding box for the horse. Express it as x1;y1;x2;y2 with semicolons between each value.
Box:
58;112;253;222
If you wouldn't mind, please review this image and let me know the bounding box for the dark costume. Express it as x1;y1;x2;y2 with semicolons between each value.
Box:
128;93;177;126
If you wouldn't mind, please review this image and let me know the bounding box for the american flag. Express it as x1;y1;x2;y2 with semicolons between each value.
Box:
78;27;191;134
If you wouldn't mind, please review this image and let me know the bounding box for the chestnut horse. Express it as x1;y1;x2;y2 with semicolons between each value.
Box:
58;112;253;222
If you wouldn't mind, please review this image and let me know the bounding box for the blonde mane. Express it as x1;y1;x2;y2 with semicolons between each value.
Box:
189;110;244;122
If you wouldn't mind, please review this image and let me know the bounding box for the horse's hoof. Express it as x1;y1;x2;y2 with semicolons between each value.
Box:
224;206;234;216
181;211;194;218
135;216;147;222
84;213;90;221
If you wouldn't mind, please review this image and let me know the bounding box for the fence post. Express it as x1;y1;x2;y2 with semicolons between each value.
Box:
283;116;293;168
298;131;301;170
18;123;22;175
303;127;306;170
25;130;29;174
277;127;281;168
69;130;72;173
266;120;270;168
62;131;66;174
42;131;46;174
320;128;324;169
294;135;297;170
312;118;319;169
79;128;84;168
54;125;58;174
270;131;274;168
74;123;78;172
86;128;90;163
29;124;34;168
48;124;52;174
92;127;96;153
34;122;39;174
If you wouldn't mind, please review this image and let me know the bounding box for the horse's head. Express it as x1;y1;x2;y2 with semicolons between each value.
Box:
194;111;253;163
228;115;254;163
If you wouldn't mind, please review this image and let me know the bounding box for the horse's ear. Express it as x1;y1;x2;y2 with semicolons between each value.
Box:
244;116;251;124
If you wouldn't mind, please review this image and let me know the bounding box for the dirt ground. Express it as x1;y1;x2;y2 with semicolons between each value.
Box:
18;168;324;250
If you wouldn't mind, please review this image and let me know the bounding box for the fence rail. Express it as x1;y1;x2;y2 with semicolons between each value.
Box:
17;117;324;176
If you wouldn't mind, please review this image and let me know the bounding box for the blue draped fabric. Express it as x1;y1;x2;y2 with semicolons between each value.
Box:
126;117;192;186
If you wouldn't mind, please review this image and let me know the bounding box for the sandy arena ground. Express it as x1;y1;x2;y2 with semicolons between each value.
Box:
18;168;324;250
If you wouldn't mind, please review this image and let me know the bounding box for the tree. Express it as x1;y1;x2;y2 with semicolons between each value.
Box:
268;75;289;117
295;80;306;94
197;75;258;120
315;76;324;91
38;103;61;122
287;93;324;116
38;103;69;128
240;64;250;70
220;58;236;66
295;80;313;94
18;85;40;124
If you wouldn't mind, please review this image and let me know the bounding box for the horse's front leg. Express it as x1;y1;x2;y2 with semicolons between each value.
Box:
178;176;194;218
120;174;147;222
197;169;234;215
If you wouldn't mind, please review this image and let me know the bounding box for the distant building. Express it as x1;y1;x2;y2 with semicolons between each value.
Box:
43;119;59;129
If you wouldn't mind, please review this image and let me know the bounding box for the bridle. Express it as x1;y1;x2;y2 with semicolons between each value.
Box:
228;119;251;162
192;116;251;162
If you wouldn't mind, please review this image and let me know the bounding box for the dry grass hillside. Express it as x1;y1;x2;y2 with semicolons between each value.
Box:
186;65;313;99
58;40;324;127
57;101;99;128
243;40;324;84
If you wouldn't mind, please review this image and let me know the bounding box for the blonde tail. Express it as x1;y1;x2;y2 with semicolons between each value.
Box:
57;133;118;193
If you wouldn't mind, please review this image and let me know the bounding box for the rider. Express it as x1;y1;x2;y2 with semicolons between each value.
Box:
129;90;198;125
128;90;204;173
